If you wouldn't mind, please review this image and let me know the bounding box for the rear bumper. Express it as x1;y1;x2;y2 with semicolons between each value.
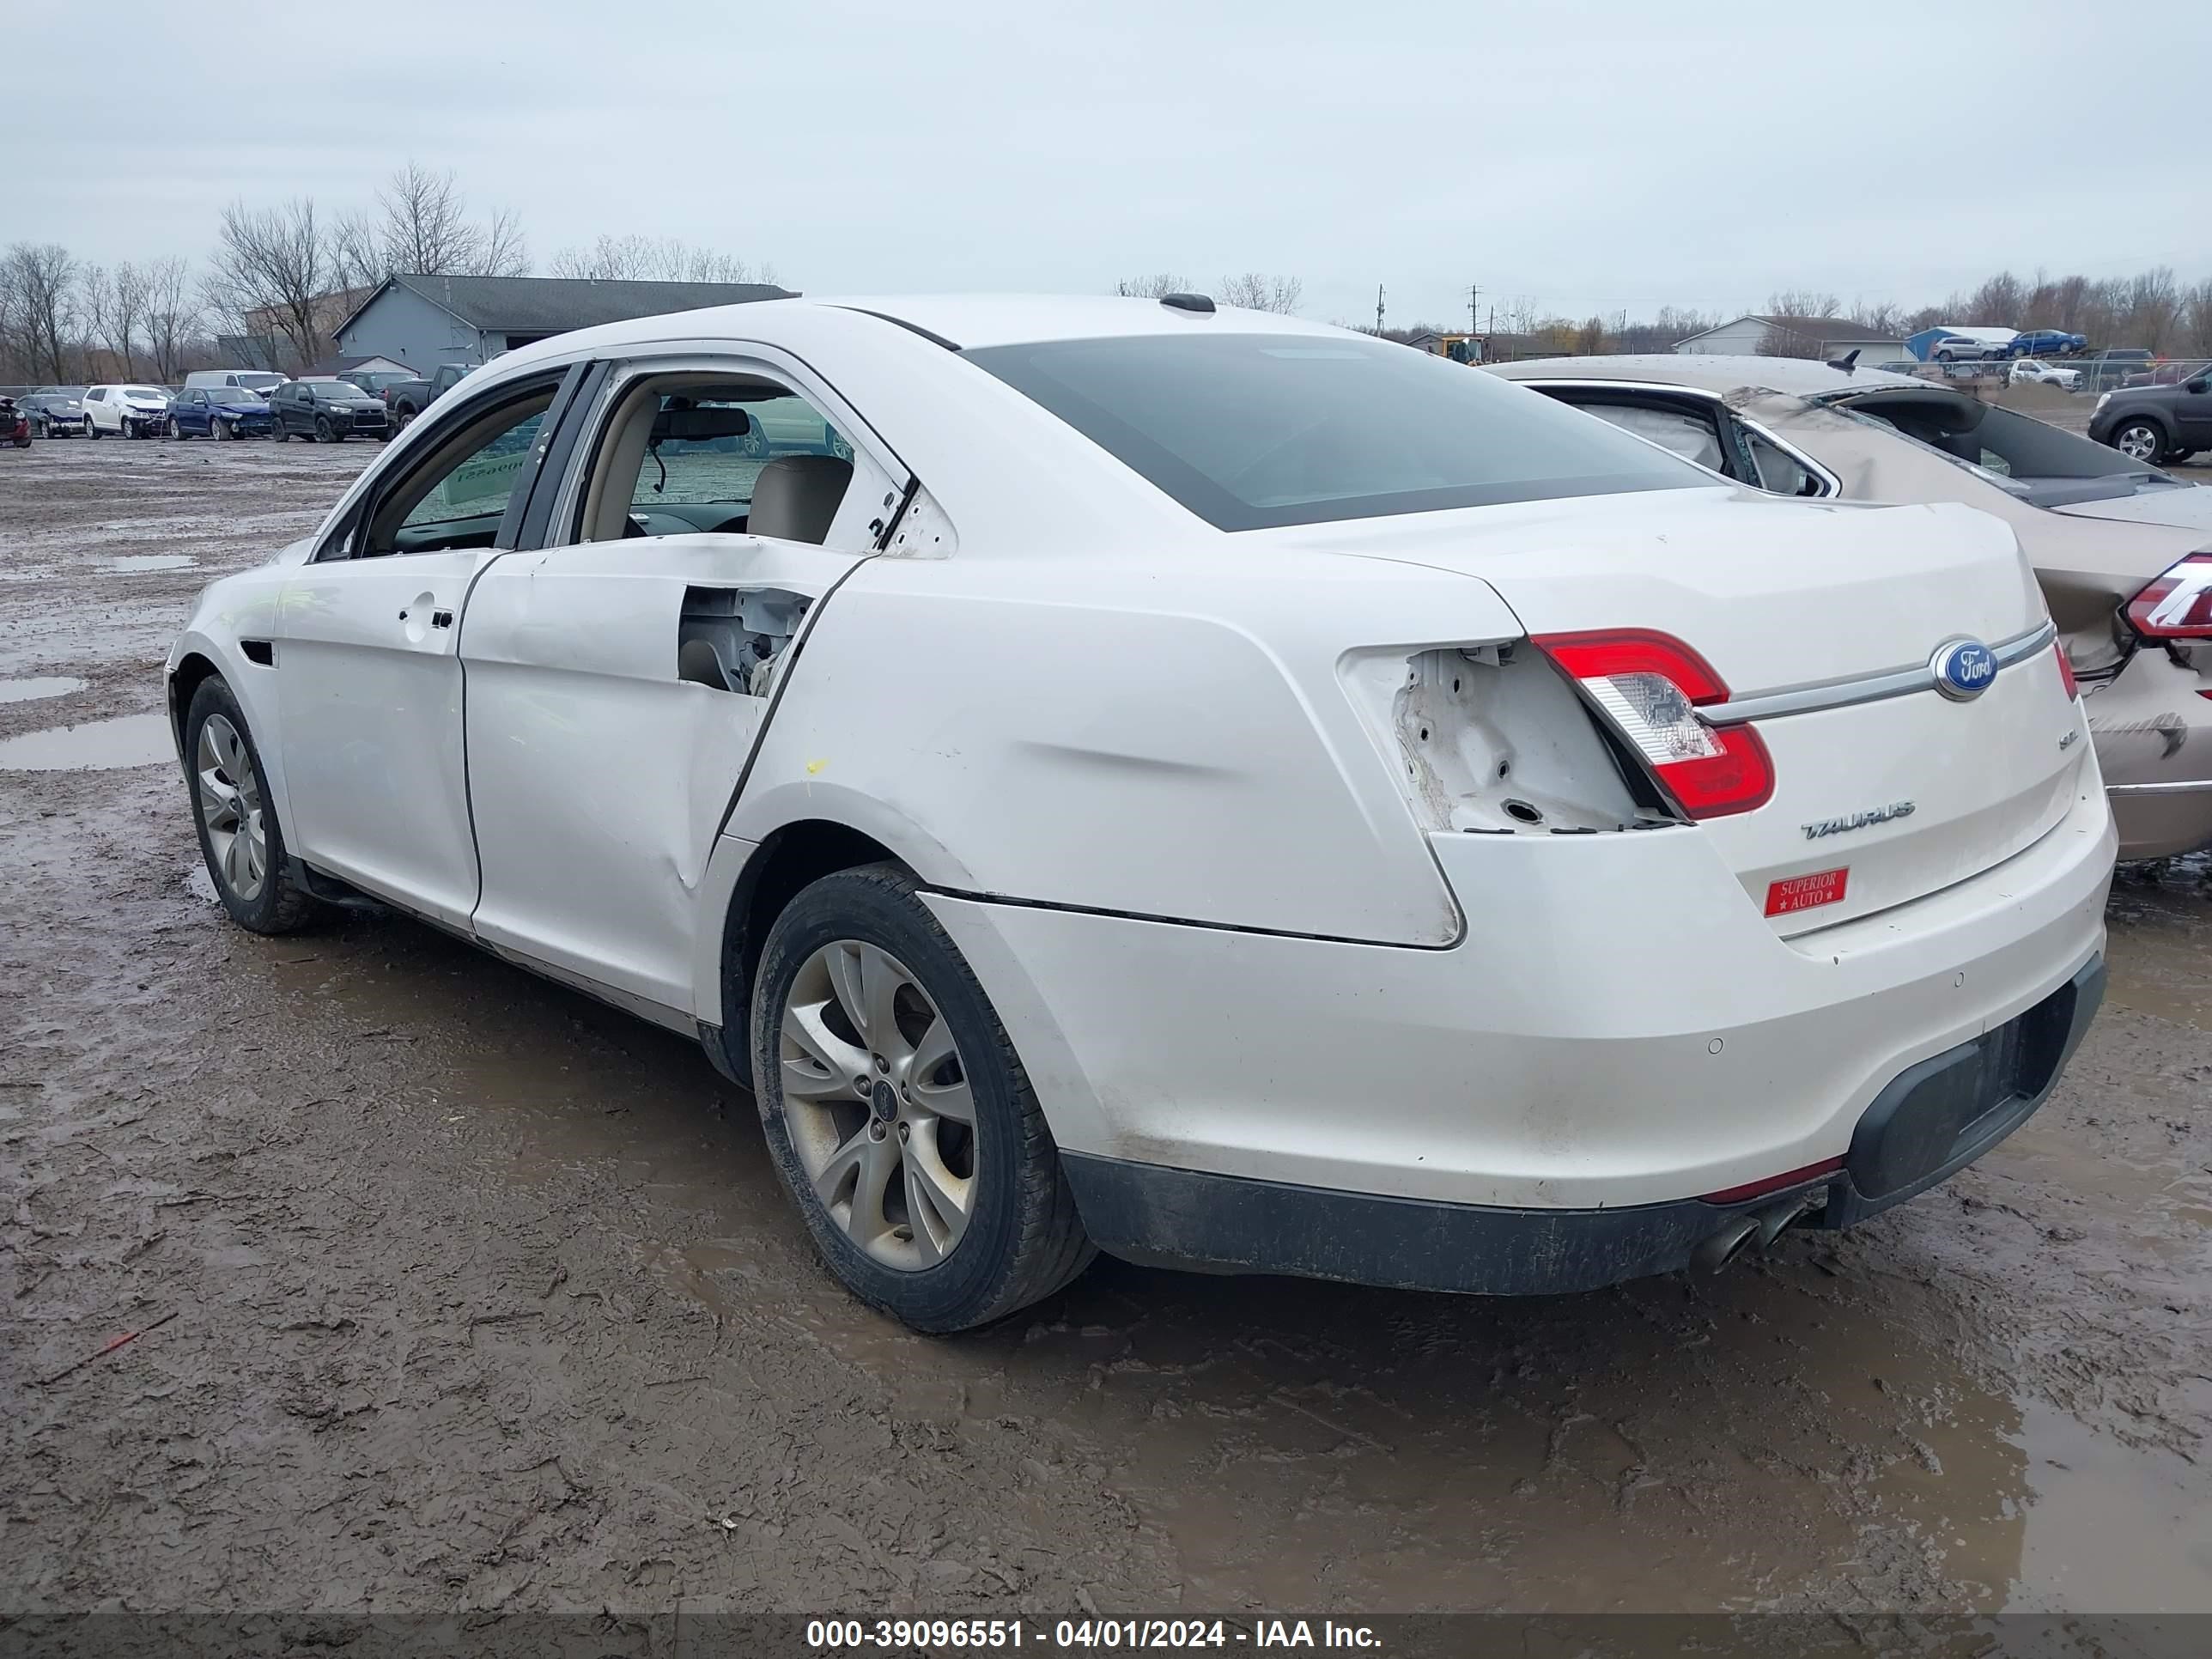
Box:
2087;650;2212;859
1064;957;2104;1295
927;776;2114;1233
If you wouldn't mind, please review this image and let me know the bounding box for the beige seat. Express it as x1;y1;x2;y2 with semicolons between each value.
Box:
748;455;852;544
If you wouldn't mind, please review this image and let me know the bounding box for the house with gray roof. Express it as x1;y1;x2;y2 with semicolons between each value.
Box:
330;274;798;373
1674;313;1905;362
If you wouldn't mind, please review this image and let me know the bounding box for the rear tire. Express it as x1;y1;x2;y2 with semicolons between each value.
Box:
750;864;1093;1333
183;678;319;936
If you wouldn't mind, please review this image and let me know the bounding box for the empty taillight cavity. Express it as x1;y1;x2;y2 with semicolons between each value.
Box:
1532;629;1775;820
1339;641;1666;835
2126;552;2212;640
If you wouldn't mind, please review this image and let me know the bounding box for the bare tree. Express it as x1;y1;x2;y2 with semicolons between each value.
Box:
208;198;332;371
330;209;386;295
377;161;479;276
2125;267;2180;351
1965;271;2027;327
1215;273;1303;314
84;260;153;378
550;234;764;283
479;207;530;278
1;242;81;382
79;264;114;374
1765;289;1843;325
141;258;202;382
1114;272;1195;300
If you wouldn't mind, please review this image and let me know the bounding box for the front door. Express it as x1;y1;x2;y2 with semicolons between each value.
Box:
273;370;570;925
2178;378;2212;450
460;363;896;1012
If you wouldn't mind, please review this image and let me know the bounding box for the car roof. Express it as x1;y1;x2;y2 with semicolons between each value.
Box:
1488;353;1926;397
497;293;1352;361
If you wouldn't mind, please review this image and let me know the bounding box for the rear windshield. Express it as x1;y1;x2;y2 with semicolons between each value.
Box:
964;333;1705;530
1826;390;2184;506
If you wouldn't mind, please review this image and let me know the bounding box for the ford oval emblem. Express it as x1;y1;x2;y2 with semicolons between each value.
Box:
1930;637;1997;702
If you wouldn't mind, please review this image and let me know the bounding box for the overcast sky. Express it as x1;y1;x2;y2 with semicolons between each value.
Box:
12;0;2208;329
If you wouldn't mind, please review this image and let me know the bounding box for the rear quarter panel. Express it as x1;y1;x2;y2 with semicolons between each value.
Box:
725;546;1528;945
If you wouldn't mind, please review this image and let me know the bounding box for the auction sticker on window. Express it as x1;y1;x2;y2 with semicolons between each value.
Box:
1765;866;1847;917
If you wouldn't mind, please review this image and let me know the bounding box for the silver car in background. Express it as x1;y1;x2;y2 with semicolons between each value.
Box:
1493;355;2212;860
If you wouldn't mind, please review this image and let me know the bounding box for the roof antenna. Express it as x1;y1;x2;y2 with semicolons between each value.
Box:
1159;293;1214;314
1826;349;1860;374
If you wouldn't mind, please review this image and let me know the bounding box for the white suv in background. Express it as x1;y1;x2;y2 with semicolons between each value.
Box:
84;384;173;439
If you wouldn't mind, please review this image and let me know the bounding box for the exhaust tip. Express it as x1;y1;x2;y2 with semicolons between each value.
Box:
1691;1215;1763;1275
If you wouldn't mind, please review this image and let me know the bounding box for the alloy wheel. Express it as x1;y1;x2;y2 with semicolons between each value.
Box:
2116;422;2161;462
167;417;181;440
778;939;977;1270
196;713;267;902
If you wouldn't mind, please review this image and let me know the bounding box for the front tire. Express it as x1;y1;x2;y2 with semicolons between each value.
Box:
2112;419;2167;463
167;416;185;440
750;864;1092;1333
184;678;318;936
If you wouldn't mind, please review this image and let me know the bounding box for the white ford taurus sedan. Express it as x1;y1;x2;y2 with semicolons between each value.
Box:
167;295;2115;1331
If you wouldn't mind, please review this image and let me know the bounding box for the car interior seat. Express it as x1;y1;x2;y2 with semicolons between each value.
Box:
747;455;853;544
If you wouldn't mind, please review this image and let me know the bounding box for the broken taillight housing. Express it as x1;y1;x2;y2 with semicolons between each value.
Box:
1534;629;1774;818
2052;641;2079;701
2125;552;2212;639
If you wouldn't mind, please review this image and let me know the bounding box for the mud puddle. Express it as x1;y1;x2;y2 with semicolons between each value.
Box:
2106;859;2212;1030
100;555;198;574
0;676;88;704
0;713;172;770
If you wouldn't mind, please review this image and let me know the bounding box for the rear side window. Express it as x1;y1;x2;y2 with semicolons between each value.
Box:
965;333;1705;530
1578;401;1726;471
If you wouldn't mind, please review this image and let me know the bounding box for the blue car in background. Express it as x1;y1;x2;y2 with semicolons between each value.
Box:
2007;328;2088;358
167;386;272;441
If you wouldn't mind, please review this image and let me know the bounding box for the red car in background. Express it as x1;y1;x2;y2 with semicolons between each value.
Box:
1;396;30;449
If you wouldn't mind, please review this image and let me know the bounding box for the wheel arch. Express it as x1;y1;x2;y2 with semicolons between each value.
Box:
2116;407;2177;436
167;639;300;854
702;817;919;1087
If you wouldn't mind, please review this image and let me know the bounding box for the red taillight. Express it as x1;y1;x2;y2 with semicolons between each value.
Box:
2126;552;2212;639
1533;629;1775;819
2052;641;2079;701
1699;1156;1844;1206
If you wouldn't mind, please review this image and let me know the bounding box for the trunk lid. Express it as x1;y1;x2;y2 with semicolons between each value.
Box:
1288;488;2089;933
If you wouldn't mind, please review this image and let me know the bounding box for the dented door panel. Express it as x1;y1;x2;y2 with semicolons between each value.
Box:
459;535;864;1013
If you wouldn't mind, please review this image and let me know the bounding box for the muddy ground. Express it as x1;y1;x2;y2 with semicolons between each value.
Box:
1;437;2208;1620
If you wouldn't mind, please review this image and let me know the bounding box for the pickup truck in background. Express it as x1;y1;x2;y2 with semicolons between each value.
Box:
381;362;472;430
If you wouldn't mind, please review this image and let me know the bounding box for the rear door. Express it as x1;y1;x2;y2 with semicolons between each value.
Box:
272;364;585;925
459;350;902;1014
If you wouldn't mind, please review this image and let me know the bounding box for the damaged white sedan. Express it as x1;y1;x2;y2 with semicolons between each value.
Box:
167;295;2114;1331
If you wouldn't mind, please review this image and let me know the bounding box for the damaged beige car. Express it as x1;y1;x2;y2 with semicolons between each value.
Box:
1495;356;2212;860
